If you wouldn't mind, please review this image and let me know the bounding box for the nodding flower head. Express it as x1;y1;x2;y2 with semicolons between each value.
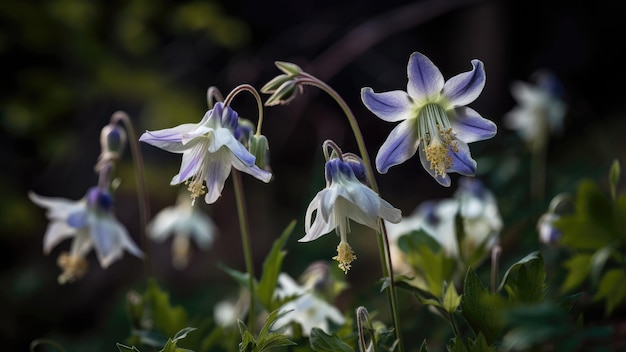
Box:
299;142;401;273
361;51;497;187
139;101;272;205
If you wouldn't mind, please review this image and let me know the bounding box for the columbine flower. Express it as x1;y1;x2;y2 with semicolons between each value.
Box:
504;70;566;152
147;192;218;269
299;149;402;273
139;102;272;205
29;187;143;284
274;273;345;336
537;213;562;245
361;51;497;186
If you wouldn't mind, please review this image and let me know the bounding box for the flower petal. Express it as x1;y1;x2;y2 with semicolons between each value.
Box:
43;220;77;254
300;192;336;242
342;180;380;219
407;52;444;101
361;88;413;122
375;119;419;173
203;150;233;204
89;215;122;268
448;141;477;176
230;152;273;183
28;192;84;220
442;59;485;107
139;123;200;153
170;142;205;185
379;199;402;224
188;211;217;249
452;107;497;143
147;206;178;241
215;128;257;166
418;146;451;187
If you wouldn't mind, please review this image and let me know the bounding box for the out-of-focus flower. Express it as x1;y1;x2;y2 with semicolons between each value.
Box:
29;187;143;284
147;192;218;269
274;273;345;336
386;177;501;264
361;51;497;186
95;122;127;172
537;213;562;245
213;289;249;328
504;70;567;152
139;102;272;205
299;146;402;273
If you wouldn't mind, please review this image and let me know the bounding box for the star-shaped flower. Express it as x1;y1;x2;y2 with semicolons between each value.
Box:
139;102;272;205
29;187;143;283
147;192;218;269
361;51;497;186
299;150;402;273
274;273;345;336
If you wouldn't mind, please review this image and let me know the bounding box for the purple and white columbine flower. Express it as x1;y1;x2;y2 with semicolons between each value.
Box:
299;150;402;273
361;51;497;186
139;102;272;205
29;187;143;283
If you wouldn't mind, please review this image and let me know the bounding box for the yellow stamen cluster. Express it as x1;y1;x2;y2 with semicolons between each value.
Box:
424;127;458;177
332;241;357;274
57;252;88;284
186;179;206;206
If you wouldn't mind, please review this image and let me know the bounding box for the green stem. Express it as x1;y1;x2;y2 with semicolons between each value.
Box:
298;73;404;352
224;84;265;135
111;111;152;278
232;169;256;329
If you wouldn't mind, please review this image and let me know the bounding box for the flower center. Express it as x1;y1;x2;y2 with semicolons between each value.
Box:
185;138;212;205
417;103;458;178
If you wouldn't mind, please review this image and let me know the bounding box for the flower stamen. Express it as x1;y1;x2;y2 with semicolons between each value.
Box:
333;240;357;274
418;104;458;177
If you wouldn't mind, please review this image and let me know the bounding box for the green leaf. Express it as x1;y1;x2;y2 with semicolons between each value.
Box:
560;254;592;292
609;159;621;200
309;328;353;352
257;220;296;310
237;320;256;352
219;263;254;289
256;333;297;351
447;337;468;352
145;279;189;340
469;333;494;352
499;251;546;303
419;340;429;352
117;343;141;352
443;283;461;314
173;327;197;342
594;268;626;315
589;246;617;288
460;268;503;345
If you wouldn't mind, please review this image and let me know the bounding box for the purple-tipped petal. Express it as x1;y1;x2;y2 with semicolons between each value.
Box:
443;59;485;107
452;107;497;143
407;52;444;101
361;88;413;122
375;120;419;173
215;129;257;166
418;146;451;187
139;123;199;153
230;153;272;183
449;141;477;176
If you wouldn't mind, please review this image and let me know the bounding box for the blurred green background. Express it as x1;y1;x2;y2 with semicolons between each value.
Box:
2;0;625;350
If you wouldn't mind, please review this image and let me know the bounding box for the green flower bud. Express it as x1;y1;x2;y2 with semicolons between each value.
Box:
248;134;271;172
275;61;302;75
265;80;301;106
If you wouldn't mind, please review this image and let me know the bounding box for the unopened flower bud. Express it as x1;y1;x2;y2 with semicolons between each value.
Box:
275;61;302;75
248;134;271;172
265;80;301;106
96;123;127;171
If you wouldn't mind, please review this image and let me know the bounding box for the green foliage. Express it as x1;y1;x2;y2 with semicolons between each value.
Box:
308;328;353;352
555;164;626;315
257;220;296;311
236;310;296;352
499;251;546;303
460;268;503;345
117;327;197;352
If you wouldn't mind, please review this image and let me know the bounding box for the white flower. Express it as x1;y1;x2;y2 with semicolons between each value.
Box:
147;192;218;269
274;273;345;336
299;150;402;273
139;102;271;205
504;70;566;152
29;187;143;283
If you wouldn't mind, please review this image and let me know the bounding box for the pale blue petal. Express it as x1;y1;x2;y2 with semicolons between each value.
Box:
170;143;204;185
319;184;342;221
28;192;84;220
343;180;380;219
379;199;402;224
43;221;77;254
230;153;272;183
203;150;233;204
452;107;497;143
442;59;485;107
361;88;413;122
188;211;217;249
344;198;380;230
215;129;257;166
376;119;420;173
89;215;118;268
407;52;444;100
449;141;477;176
181;126;212;145
67;210;88;228
300;192;336;242
139;123;199;153
418;146;451;187
147;206;178;241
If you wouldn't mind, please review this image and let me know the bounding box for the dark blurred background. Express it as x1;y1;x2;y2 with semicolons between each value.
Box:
2;0;625;350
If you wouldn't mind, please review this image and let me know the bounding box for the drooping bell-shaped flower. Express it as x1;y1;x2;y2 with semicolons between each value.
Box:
29;187;143;283
147;191;218;269
361;51;497;186
299;147;402;273
139;102;272;205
